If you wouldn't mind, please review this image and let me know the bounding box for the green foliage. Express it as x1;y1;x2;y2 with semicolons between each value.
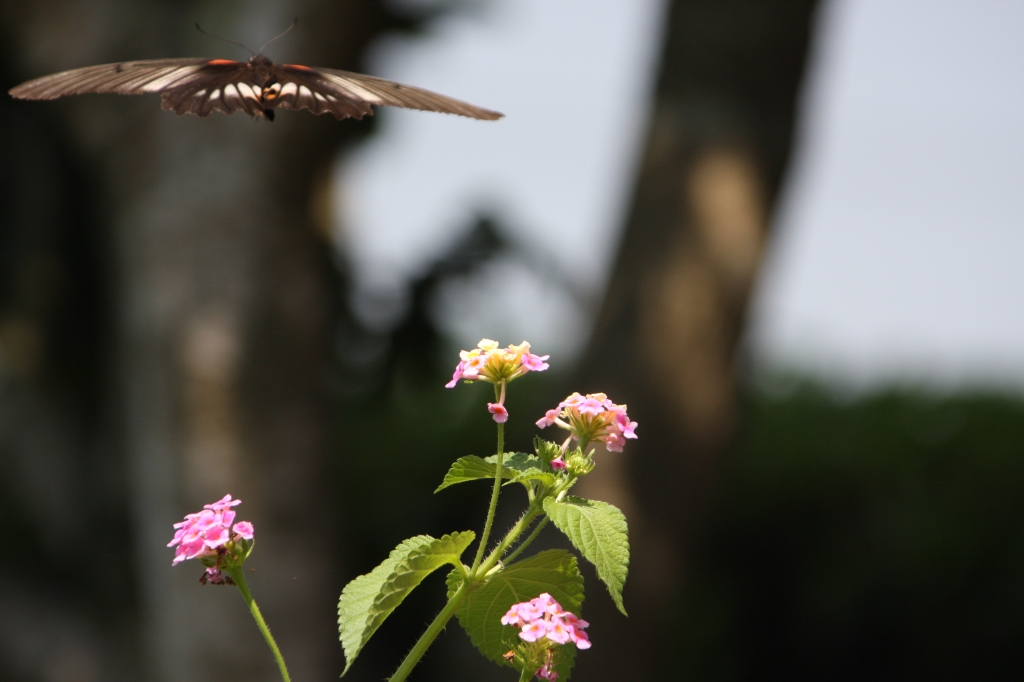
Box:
338;532;475;675
448;549;585;680
544;496;629;614
435;452;553;492
672;385;1024;680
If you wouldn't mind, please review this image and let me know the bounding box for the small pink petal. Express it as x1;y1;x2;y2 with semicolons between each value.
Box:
578;398;605;416
167;528;185;548
204;494;241;511
521;353;550;372
488;403;509;423
550;457;566;471
602;431;625;452
518;621;547;642
535;408;561;429
445;361;465;388
570;627;591;649
535;593;561;614
546;618;572;644
182;538;208;560
192;510;215;531
203;525;230;548
233;521;254;540
560;393;585;408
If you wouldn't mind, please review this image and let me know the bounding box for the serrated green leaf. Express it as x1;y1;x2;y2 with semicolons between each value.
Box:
338;532;474;675
453;549;584;680
543;496;629;615
506;468;558;488
435;453;546;492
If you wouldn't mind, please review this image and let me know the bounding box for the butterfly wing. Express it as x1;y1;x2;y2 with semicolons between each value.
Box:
10;57;503;121
270;64;503;121
9;59;217;99
9;58;271;118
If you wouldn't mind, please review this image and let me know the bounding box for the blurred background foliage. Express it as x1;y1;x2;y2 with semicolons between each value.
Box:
1;1;1023;681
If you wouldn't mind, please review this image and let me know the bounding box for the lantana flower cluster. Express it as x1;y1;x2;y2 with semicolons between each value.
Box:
446;339;549;423
536;392;637;453
168;495;254;570
501;593;590;680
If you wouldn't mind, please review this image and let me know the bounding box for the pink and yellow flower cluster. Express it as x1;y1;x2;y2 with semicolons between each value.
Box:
446;339;549;423
536;392;638;452
168;494;254;566
501;593;590;680
446;339;549;388
502;592;591;648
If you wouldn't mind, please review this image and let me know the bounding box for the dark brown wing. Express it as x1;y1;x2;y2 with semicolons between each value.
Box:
9;58;221;99
8;58;270;118
9;58;280;118
10;57;503;121
271;64;503;121
158;62;268;118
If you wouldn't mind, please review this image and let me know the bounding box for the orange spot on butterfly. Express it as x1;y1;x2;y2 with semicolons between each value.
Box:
283;64;313;71
206;59;239;66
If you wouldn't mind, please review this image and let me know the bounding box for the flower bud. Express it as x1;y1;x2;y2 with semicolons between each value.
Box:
533;437;563;464
565;449;595;477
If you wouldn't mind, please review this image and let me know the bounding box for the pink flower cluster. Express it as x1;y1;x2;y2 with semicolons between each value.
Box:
446;339;550;423
168;495;254;566
501;593;591;650
446;339;549;389
536;392;637;452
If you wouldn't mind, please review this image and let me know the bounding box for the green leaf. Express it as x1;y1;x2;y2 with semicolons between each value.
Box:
435;453;546;492
450;549;585;680
543;496;629;615
435;456;495;492
338;532;475;675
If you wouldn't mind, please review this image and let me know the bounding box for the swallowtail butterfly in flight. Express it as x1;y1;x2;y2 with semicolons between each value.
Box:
9;52;502;122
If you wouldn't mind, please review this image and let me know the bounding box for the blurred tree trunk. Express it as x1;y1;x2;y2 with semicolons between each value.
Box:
575;1;819;678
2;1;400;680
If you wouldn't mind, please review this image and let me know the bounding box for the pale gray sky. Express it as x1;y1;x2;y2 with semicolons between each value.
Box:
333;0;666;358
335;0;1024;391
750;0;1024;392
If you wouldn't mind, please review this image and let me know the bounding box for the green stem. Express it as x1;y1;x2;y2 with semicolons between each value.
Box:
479;505;542;575
503;517;549;565
227;568;291;682
518;666;534;682
389;581;469;682
472;421;504;571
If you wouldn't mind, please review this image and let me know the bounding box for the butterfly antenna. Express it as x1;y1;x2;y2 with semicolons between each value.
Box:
257;17;299;55
194;23;257;57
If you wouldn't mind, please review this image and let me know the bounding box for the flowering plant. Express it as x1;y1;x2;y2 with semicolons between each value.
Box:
169;339;634;681
168;496;290;680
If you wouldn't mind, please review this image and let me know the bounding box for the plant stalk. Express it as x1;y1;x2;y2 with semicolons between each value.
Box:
502;517;549;565
389;581;470;682
479;504;542;575
472;421;504;571
227;568;291;682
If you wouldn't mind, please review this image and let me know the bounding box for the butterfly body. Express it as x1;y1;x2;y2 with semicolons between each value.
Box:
9;53;502;122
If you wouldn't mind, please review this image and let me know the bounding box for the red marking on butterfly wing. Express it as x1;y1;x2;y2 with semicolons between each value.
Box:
205;59;240;67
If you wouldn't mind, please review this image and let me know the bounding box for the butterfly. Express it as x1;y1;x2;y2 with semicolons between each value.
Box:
8;52;502;122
